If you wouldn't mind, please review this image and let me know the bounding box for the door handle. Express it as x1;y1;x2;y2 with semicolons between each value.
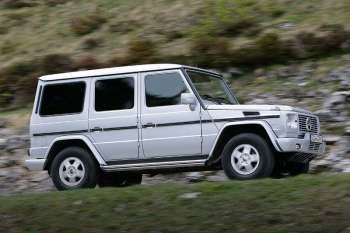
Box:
143;122;156;128
91;126;103;132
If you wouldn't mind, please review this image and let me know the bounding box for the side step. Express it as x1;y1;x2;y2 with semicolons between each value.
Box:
101;159;206;172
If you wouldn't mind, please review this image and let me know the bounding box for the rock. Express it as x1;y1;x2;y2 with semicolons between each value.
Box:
0;170;10;177
0;159;16;168
0;138;6;150
30;172;49;182
227;67;243;76
324;135;341;145
178;192;201;199
323;92;347;109
314;109;346;122
298;81;309;87
339;80;350;90
113;203;126;213
0;118;7;128
5;135;30;152
279;22;296;30
206;171;228;182
186;172;205;183
346;127;350;135
73;200;83;206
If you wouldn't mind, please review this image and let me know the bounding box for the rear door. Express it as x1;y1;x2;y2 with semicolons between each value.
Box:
89;73;139;162
140;70;202;158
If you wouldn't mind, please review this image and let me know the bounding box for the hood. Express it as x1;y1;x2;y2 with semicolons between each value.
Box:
206;104;313;114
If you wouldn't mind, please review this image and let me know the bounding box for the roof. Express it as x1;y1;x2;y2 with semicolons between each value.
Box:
39;64;183;81
39;64;222;81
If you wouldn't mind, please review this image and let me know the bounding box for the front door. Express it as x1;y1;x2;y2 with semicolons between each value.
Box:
140;70;202;158
89;74;139;162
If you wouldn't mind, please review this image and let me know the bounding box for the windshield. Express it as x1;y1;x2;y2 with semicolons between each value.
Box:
186;70;238;105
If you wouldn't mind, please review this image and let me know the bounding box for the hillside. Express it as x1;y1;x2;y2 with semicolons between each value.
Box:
0;0;350;108
1;174;350;233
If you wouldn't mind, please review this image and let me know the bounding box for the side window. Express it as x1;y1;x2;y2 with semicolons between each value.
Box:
145;72;189;107
40;82;86;116
95;77;134;112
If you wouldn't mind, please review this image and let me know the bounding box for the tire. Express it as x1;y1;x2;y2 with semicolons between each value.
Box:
221;133;275;180
288;162;309;176
98;172;142;187
50;147;98;191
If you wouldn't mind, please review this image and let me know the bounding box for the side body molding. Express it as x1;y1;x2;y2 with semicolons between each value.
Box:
207;120;282;161
45;135;107;166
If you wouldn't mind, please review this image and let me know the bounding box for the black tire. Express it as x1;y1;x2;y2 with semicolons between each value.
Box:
50;147;98;191
288;162;310;176
221;133;275;180
98;172;142;187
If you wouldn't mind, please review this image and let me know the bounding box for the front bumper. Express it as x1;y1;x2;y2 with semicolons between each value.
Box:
25;159;45;171
276;133;325;155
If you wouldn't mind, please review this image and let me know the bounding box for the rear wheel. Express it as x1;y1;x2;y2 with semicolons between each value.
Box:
50;147;98;191
221;133;275;180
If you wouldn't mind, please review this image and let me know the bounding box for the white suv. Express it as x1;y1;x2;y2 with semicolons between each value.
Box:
26;64;325;190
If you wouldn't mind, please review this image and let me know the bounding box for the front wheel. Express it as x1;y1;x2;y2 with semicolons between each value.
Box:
221;133;275;180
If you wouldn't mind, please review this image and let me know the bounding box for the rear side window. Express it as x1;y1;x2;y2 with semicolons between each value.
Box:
145;72;188;107
95;77;134;112
39;82;86;116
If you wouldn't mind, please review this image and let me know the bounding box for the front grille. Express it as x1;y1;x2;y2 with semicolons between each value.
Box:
309;142;321;151
298;114;319;134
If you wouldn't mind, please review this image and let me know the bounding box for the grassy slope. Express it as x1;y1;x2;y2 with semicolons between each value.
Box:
1;174;350;233
1;0;350;66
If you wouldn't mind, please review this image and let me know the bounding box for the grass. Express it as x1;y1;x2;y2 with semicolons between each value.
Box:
1;174;350;233
0;0;350;66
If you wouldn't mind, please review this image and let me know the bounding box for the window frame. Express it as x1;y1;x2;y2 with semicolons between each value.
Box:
143;70;192;109
183;68;239;108
93;75;136;113
38;81;87;117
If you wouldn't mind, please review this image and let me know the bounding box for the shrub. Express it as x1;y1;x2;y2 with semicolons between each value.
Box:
71;13;106;35
190;37;232;68
218;16;259;37
40;54;74;74
109;20;138;33
319;24;348;50
74;55;102;70
231;33;289;66
294;25;348;59
0;60;40;108
1;0;36;9
81;37;101;50
45;0;69;6
255;33;287;62
126;38;157;64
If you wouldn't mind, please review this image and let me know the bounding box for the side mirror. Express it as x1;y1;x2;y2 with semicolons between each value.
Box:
181;93;197;111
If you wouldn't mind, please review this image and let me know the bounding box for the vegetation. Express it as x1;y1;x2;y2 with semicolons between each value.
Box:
0;174;350;232
0;0;350;108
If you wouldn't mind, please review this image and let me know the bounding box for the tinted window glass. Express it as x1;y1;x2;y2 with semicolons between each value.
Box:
40;82;86;116
95;77;134;111
145;72;188;107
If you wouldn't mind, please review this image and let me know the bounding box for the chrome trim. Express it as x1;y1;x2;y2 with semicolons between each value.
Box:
101;159;206;172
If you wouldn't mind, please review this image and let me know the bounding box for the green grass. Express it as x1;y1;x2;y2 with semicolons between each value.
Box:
1;174;350;233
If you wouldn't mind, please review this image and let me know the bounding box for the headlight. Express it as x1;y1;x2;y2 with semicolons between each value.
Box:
286;113;298;130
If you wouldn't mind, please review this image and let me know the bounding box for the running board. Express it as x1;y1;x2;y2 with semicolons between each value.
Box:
100;159;206;172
